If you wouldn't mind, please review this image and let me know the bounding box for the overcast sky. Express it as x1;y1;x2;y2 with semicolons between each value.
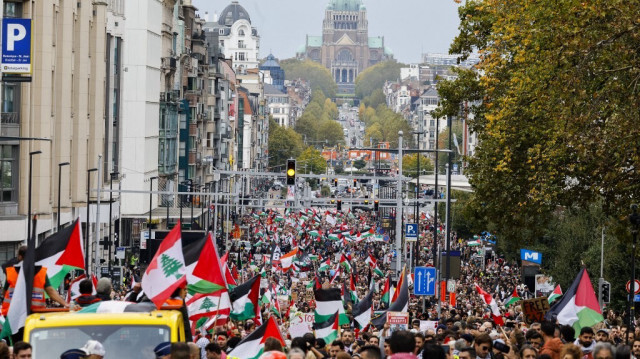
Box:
192;0;462;63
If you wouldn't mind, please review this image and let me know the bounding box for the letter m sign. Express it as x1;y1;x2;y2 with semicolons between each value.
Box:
520;249;542;264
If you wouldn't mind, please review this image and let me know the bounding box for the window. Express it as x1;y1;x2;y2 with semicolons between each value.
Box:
0;242;19;263
429;120;435;127
2;84;17;113
0;145;17;203
238;29;245;36
218;29;224;35
220;40;224;47
238;52;246;61
179;142;186;157
3;2;22;18
238;40;244;48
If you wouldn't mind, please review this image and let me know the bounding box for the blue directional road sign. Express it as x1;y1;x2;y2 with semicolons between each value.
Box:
414;267;437;296
405;223;418;240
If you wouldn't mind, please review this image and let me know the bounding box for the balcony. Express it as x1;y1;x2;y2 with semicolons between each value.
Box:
0;112;19;124
188;123;197;137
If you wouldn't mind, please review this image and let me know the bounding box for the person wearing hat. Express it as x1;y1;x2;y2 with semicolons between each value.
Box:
80;340;106;359
595;329;609;343
60;349;89;359
154;342;172;359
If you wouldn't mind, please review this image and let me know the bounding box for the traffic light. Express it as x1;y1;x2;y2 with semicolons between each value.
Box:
374;200;379;211
601;281;611;304
364;200;369;205
330;199;335;204
337;200;342;211
353;179;357;187
286;159;296;185
334;178;338;187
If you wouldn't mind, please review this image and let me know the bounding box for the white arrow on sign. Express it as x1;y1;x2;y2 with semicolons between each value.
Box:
426;271;434;292
417;271;422;289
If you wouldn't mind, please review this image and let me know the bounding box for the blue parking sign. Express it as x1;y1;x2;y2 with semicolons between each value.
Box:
405;223;418;239
2;18;32;74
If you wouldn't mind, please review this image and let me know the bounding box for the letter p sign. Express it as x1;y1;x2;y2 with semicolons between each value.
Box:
7;24;26;51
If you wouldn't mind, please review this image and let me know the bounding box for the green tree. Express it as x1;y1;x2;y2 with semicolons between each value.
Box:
436;0;640;246
160;254;183;279
362;89;386;109
318;120;345;147
297;147;327;175
281;59;337;98
436;120;464;173
355;61;405;99
293;113;319;143
268;118;304;168
353;159;367;170
402;154;434;178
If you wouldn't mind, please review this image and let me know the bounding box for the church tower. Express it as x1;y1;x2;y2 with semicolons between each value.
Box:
298;0;392;94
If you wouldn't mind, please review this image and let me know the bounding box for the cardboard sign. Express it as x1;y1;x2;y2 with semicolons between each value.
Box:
521;297;550;323
288;313;314;337
387;311;409;333
420;320;439;333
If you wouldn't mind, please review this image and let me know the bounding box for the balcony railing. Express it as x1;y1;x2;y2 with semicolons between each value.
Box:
0;112;19;124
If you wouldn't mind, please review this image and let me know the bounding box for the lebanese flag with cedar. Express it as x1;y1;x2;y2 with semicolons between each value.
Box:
142;222;187;308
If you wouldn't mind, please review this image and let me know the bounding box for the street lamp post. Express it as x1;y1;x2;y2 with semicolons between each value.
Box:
27;151;42;246
86;168;98;272
149;176;158;252
57;162;70;231
412;131;424;270
108;172;119;276
629;204;640;343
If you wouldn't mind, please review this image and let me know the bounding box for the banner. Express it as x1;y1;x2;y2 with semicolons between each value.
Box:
535;275;555;297
521;297;550;323
387;312;409;334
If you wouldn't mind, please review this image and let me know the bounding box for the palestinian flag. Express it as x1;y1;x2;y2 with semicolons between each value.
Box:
328;233;340;241
66;274;97;302
349;272;358;304
318;259;332;272
308;230;320;238
307;275;322;290
339;254;352;273
371;269;409;329
227;316;285;359
229;275;261;321
475;283;504;326
313;311;340;344
279;247;298;273
314;287;349;325
78;301;157;313
186;292;231;320
365;254;384;276
504;288;521;308
183;233;227;295
381;277;390;306
141;222;187;308
35;218;85;289
545;268;603;331
391;267;406;304
220;253;237;289
548;285;563;304
353;288;374;329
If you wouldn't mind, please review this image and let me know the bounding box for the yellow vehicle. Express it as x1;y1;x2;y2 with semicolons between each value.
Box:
24;304;186;359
